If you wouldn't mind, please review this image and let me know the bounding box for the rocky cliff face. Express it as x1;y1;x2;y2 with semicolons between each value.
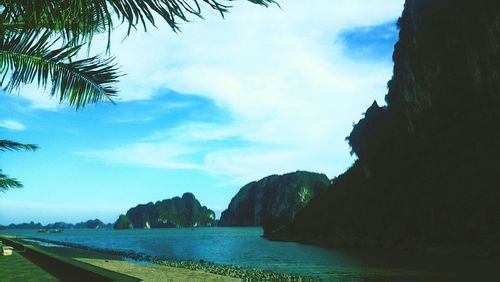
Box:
114;193;216;229
218;171;330;229
265;0;500;253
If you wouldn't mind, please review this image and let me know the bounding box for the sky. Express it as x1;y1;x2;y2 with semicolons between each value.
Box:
0;0;405;225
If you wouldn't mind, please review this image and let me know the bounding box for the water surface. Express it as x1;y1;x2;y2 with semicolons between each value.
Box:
2;227;496;281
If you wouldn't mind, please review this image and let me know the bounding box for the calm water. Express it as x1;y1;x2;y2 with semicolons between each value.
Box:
2;227;497;281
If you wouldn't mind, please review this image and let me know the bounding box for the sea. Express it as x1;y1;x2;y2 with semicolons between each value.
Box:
1;227;497;281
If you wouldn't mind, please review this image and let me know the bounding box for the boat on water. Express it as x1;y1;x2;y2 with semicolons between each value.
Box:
37;228;63;233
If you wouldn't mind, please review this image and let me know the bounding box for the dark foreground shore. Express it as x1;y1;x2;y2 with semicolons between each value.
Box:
22;237;321;281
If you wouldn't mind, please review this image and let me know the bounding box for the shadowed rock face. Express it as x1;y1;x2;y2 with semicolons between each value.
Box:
114;193;216;229
218;171;330;229
264;0;500;253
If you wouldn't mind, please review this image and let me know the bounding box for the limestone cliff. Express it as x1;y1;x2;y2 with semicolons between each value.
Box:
114;193;216;229
265;0;500;253
218;171;330;229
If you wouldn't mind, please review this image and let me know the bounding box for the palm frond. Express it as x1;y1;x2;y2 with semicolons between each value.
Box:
0;140;38;151
106;0;226;32
0;0;277;194
0;1;276;107
0;31;120;109
0;0;112;48
109;0;278;32
0;0;278;43
0;169;23;192
0;141;37;192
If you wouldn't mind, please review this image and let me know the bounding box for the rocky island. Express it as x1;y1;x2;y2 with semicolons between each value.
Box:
74;219;108;229
218;171;330;231
114;193;216;229
0;219;111;230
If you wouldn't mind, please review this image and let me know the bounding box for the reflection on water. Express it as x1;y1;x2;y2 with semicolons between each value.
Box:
22;238;66;248
2;227;498;281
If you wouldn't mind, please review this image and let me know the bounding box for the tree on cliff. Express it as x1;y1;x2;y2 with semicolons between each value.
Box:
0;0;275;191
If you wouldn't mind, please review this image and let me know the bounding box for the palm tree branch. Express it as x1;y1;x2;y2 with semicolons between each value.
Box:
1;0;277;41
0;170;23;192
0;140;38;152
0;0;112;48
0;141;37;192
0;31;120;108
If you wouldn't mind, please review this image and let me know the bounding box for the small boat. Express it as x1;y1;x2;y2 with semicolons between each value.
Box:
49;228;63;233
37;228;63;233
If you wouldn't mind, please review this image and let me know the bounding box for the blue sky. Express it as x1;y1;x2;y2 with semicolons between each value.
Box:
0;0;404;224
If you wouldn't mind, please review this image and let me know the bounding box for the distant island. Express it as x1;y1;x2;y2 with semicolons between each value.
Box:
218;171;330;231
0;219;111;230
114;193;216;229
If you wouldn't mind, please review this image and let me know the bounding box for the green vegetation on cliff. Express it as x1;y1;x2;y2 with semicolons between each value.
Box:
265;0;500;253
114;215;134;230
219;171;330;229
114;193;216;229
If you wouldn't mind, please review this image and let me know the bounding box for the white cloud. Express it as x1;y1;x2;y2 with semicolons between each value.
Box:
80;120;352;184
11;84;64;110
76;1;404;182
78;142;204;170
107;116;156;124
0;119;26;131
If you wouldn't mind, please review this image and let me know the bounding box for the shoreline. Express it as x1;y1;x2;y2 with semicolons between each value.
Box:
22;237;321;281
263;231;500;258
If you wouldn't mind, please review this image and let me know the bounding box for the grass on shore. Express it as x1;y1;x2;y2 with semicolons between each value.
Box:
0;251;56;282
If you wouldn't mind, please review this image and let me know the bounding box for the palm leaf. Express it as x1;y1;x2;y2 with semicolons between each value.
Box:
0;0;277;43
0;0;275;107
0;30;120;108
0;140;37;192
0;0;277;194
0;0;112;48
0;170;23;192
0;140;38;151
